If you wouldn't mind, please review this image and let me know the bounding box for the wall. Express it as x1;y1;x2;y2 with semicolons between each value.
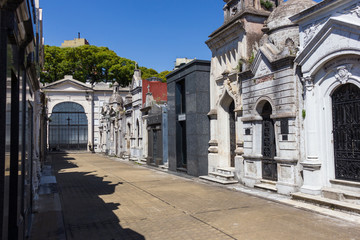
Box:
167;60;211;177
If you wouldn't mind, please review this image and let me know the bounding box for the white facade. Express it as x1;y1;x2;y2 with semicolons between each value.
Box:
128;69;144;160
206;0;272;174
292;0;360;195
237;0;316;195
43;75;128;152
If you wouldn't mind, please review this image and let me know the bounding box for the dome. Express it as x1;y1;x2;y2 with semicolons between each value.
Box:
109;93;123;105
266;0;316;31
109;82;124;105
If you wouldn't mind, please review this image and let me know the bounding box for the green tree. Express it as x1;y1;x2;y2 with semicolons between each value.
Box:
41;45;169;86
156;70;172;82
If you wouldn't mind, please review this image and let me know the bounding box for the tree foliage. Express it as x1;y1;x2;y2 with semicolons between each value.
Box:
41;45;170;86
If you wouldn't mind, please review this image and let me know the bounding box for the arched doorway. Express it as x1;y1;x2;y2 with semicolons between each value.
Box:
332;83;360;182
261;101;277;181
49;102;88;151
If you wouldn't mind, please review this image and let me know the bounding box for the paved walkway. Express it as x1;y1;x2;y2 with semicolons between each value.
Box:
32;153;360;240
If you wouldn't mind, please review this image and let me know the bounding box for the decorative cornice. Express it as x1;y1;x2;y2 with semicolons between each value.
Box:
270;112;296;119
243;154;263;160
339;2;360;18
241;115;263;122
208;140;218;146
274;157;298;165
206;20;244;50
301;161;321;171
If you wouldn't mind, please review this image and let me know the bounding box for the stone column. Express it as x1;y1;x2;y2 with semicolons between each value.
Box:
300;76;322;195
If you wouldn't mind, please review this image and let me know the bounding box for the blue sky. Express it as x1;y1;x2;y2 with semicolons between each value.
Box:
41;0;224;72
41;0;321;73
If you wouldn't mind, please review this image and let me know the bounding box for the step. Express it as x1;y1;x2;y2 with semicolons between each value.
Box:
260;179;277;185
199;175;238;185
322;187;360;205
291;192;360;215
216;167;235;175
254;183;277;192
209;172;235;181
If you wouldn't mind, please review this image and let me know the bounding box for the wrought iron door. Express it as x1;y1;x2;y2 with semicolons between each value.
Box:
332;84;360;182
49;102;88;151
152;129;158;164
261;102;277;181
229;101;236;167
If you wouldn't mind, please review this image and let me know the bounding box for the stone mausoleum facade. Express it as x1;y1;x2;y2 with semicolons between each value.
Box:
291;0;360;197
43;75;129;153
167;60;211;177
203;0;360;201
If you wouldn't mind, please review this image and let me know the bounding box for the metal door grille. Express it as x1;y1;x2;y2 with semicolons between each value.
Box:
49;102;88;151
332;84;360;182
229;101;236;167
261;102;277;181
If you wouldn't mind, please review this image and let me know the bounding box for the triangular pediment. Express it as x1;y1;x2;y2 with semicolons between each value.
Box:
42;77;93;92
296;17;360;75
251;52;272;79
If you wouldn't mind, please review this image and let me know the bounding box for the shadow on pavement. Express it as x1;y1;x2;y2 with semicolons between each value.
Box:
52;153;145;240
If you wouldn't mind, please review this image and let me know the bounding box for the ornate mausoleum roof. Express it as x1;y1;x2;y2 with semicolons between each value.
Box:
109;82;124;105
266;0;316;31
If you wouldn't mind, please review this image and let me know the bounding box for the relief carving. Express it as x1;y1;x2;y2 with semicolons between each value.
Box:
215;78;241;110
303;17;327;45
335;65;352;84
301;76;314;91
340;2;360;18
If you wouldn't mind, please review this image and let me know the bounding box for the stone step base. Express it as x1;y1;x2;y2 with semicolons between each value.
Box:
209;172;235;181
216;167;235;175
254;182;277;192
129;158;138;162
322;187;360;205
291;192;360;215
199;175;238;185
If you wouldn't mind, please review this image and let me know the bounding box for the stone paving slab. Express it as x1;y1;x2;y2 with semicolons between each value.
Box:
35;153;360;240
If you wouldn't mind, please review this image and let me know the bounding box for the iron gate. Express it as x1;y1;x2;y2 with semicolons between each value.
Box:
332;83;360;182
49;102;88;151
261;102;277;181
229;101;236;167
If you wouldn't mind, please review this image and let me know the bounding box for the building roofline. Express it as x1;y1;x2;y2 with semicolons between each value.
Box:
207;8;270;39
290;0;354;23
166;59;210;80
